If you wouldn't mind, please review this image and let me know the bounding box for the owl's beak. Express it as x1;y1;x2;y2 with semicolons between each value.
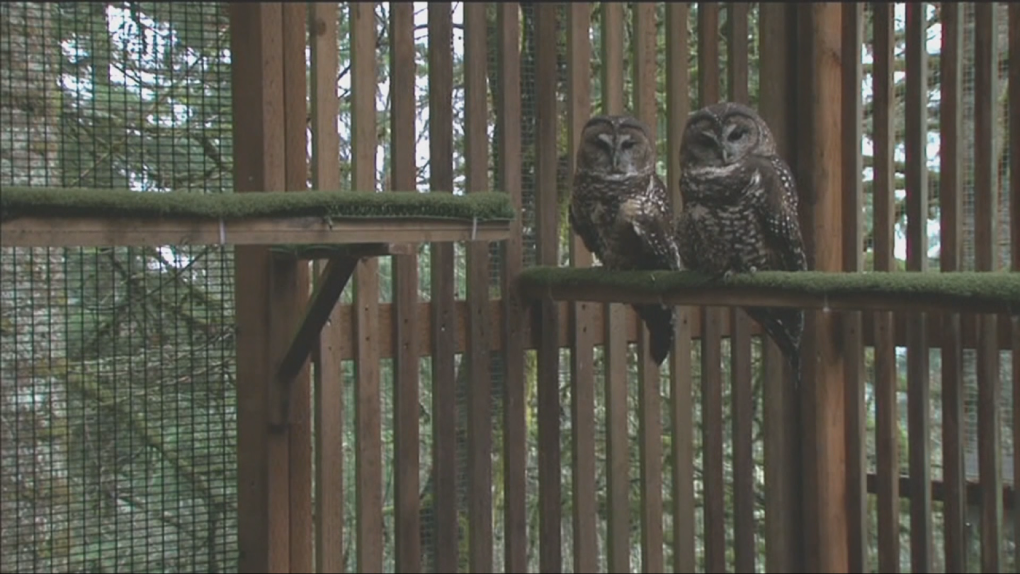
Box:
721;149;733;164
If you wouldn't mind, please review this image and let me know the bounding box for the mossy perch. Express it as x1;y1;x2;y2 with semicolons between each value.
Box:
517;267;1020;316
0;187;515;248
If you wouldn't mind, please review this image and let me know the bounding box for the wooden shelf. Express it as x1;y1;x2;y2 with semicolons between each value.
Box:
1;215;511;248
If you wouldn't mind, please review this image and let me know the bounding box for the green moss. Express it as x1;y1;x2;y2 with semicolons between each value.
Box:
0;186;516;222
519;266;1020;309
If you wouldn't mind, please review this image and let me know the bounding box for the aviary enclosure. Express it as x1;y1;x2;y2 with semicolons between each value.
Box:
0;2;1017;573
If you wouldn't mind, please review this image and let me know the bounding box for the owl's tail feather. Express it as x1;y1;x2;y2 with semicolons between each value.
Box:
745;306;803;388
634;303;675;366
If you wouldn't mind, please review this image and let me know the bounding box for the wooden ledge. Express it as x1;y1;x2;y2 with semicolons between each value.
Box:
1;215;510;248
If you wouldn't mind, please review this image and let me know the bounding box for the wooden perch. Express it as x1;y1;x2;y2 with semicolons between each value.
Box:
517;267;1020;316
271;242;415;260
271;255;360;428
1;215;510;248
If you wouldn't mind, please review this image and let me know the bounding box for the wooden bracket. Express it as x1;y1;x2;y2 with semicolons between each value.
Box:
271;255;360;428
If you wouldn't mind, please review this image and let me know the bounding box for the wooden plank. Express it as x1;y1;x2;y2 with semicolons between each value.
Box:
796;5;847;571
350;4;383;572
308;3;344;571
496;5;527;572
864;473;1016;509
938;6;966;570
1011;6;1020;570
600;4;630;572
534;5;562;572
726;5;755;573
840;5;867;572
757;6;802;572
427;5;458;571
631;4;664;572
871;5;900;570
229;4;289;573
665;4;695;573
973;5;1003;572
697;5;727;573
276;256;358;412
389;4;420;571
903;5;931;572
463;4;493;571
0;216;511;248
566;4;597;574
271;243;416;261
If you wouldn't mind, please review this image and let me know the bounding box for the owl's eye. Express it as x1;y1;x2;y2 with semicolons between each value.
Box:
727;127;746;142
697;133;715;147
621;140;636;150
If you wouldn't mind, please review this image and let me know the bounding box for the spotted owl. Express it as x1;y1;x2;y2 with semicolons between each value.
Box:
570;114;684;366
675;101;808;382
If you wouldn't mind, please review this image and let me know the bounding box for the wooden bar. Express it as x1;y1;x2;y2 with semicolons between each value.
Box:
665;4;695;573
973;5;1003;572
308;3;345;571
632;4;664;572
0;215;511;248
350;4;383;572
758;5;802;572
797;5;847;571
840;4;867;572
904;6;932;571
726;5;755;573
697;4;727;572
938;5;966;571
229;4;289;572
1010;6;1020;569
428;4;458;571
463;4;492;571
566;4;597;573
534;5;562;572
496;5;527;572
871;5;900;570
389;4;421;572
600;4;630;572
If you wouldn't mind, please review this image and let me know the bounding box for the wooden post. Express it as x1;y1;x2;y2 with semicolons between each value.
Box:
795;5;847;572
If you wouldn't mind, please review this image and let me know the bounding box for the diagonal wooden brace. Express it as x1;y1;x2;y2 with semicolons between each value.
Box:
271;255;360;428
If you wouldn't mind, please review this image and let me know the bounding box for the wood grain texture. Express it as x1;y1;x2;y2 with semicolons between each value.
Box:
566;5;597;573
665;4;695;572
1010;7;1020;569
496;5;527;572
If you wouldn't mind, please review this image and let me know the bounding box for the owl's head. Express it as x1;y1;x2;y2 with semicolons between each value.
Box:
679;102;775;169
576;114;656;178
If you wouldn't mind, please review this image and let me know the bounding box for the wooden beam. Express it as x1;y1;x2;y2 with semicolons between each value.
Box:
271;242;414;260
0;215;510;247
273;256;359;428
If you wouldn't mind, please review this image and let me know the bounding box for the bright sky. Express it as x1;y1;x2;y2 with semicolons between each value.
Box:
86;2;949;269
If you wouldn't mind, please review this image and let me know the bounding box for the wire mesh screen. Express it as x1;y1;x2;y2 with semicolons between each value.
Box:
1;2;237;572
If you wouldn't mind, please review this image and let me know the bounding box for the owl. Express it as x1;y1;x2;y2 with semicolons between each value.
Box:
570;114;684;366
675;101;808;382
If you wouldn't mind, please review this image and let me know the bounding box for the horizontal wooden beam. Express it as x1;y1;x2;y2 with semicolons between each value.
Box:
0;216;510;248
518;268;1020;316
271;242;415;260
865;472;1015;511
274;256;359;427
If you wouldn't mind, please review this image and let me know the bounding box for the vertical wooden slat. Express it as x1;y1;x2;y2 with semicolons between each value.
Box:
229;5;289;572
758;5;802;572
390;4;420;572
797;4;847;571
871;5;900;571
496;5;527;572
973;4;1003;572
665;4;695;572
632;4;664;572
309;4;345;571
903;5;931;572
534;5;562;572
726;5;754;573
566;4;597;573
938;4;966;571
350;4;382;572
1010;6;1020;569
600;4;630;572
282;4;313;572
840;5;866;572
463;4;492;571
697;4;726;572
427;5;458;571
